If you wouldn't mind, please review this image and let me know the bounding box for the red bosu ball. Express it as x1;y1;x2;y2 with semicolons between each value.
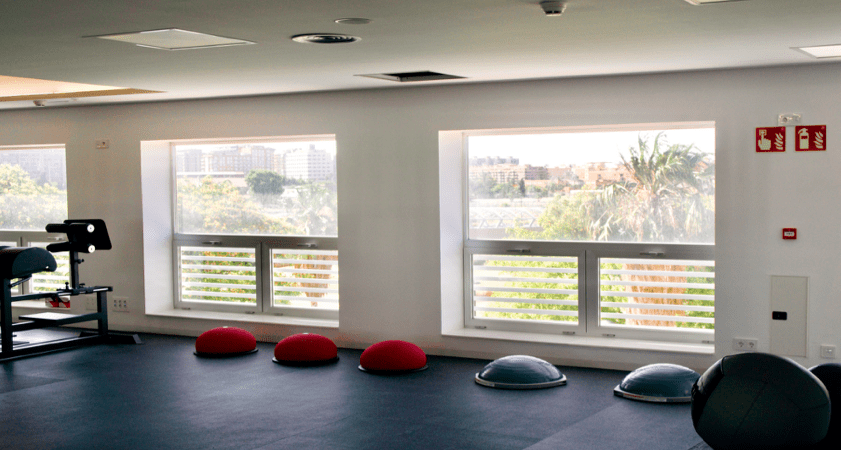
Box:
194;327;257;357
359;340;428;373
273;333;339;366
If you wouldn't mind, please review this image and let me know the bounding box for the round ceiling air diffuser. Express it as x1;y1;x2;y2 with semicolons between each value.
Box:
273;333;339;366
614;363;699;403
291;33;360;44
358;340;428;374
475;355;567;390
194;327;258;358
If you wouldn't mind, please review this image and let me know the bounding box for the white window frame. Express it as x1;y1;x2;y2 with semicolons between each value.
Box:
170;136;339;321
0;231;71;300
462;124;715;344
0;144;70;300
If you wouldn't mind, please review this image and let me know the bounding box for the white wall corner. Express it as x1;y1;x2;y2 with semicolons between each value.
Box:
140;140;174;314
439;130;465;334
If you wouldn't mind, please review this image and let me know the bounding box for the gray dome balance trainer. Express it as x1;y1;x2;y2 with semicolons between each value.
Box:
475;355;566;390
614;363;700;403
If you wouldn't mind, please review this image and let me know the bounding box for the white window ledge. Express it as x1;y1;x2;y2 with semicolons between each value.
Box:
443;327;714;355
13;300;52;309
147;308;339;329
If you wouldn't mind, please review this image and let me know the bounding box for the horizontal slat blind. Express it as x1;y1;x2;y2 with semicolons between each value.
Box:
472;254;579;324
180;246;257;304
29;243;70;292
599;258;714;331
272;249;339;310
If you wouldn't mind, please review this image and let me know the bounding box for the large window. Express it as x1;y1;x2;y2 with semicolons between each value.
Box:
172;136;338;320
0;145;70;297
464;123;715;343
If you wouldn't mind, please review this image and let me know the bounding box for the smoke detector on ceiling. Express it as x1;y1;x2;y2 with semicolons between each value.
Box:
540;1;566;16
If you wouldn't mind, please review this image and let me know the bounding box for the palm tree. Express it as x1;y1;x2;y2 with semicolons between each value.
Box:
592;133;714;327
591;132;714;243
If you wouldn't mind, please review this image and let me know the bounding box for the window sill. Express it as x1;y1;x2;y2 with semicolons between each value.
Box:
443;327;714;355
12;300;51;309
147;308;339;329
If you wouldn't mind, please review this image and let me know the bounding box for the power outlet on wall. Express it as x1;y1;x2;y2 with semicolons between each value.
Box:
85;297;97;311
733;338;758;352
112;296;129;313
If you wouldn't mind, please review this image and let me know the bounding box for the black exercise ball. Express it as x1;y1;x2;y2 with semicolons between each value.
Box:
691;353;830;450
810;363;841;450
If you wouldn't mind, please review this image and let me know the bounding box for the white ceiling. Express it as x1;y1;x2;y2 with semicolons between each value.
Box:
1;0;840;110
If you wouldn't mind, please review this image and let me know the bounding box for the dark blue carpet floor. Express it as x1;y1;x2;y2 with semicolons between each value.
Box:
1;333;707;450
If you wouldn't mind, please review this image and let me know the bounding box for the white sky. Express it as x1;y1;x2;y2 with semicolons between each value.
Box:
468;128;715;167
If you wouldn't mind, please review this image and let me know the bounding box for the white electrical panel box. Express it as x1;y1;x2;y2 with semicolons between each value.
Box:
769;275;808;357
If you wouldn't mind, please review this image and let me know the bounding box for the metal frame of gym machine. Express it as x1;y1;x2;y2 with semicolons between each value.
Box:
0;219;140;362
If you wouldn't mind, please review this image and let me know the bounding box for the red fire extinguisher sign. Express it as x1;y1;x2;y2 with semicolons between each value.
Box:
795;125;826;151
756;127;786;152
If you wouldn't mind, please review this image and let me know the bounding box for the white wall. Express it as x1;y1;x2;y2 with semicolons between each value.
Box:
2;62;839;372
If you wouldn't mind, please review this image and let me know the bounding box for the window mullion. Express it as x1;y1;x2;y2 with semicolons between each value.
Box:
582;249;599;335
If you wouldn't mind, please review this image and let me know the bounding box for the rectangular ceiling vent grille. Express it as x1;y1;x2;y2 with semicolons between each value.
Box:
358;71;465;83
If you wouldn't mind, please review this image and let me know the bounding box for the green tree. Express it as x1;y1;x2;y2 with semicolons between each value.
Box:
0;164;67;230
294;183;337;236
587;133;714;327
469;173;498;199
500;133;715;330
245;170;284;195
507;188;601;241
177;177;297;235
590;133;714;243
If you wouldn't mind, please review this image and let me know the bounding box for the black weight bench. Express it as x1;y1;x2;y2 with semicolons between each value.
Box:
0;219;140;362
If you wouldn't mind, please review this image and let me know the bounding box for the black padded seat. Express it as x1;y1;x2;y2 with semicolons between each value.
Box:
691;352;831;450
0;247;57;279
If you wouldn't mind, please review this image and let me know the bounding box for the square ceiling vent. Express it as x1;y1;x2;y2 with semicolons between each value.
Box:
357;71;465;83
93;28;254;50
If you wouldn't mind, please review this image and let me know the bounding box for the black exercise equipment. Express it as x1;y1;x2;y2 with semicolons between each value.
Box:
614;363;699;403
0;219;140;362
809;363;841;450
691;352;831;450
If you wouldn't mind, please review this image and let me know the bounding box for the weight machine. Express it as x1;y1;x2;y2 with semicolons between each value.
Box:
0;219;140;362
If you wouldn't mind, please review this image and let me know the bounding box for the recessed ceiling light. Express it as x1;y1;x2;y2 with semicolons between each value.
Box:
291;34;360;44
0;75;161;102
794;44;841;59
334;18;371;25
684;0;747;4
93;28;254;50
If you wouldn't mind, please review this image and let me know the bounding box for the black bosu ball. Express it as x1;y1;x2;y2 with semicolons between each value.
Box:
613;363;700;403
691;353;831;450
475;355;566;389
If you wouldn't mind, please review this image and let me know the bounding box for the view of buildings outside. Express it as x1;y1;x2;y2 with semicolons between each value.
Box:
467;128;716;243
174;140;337;236
0;148;67;231
467;127;716;332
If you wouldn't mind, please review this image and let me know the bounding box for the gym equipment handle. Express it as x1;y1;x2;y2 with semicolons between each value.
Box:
45;223;95;235
47;242;97;253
